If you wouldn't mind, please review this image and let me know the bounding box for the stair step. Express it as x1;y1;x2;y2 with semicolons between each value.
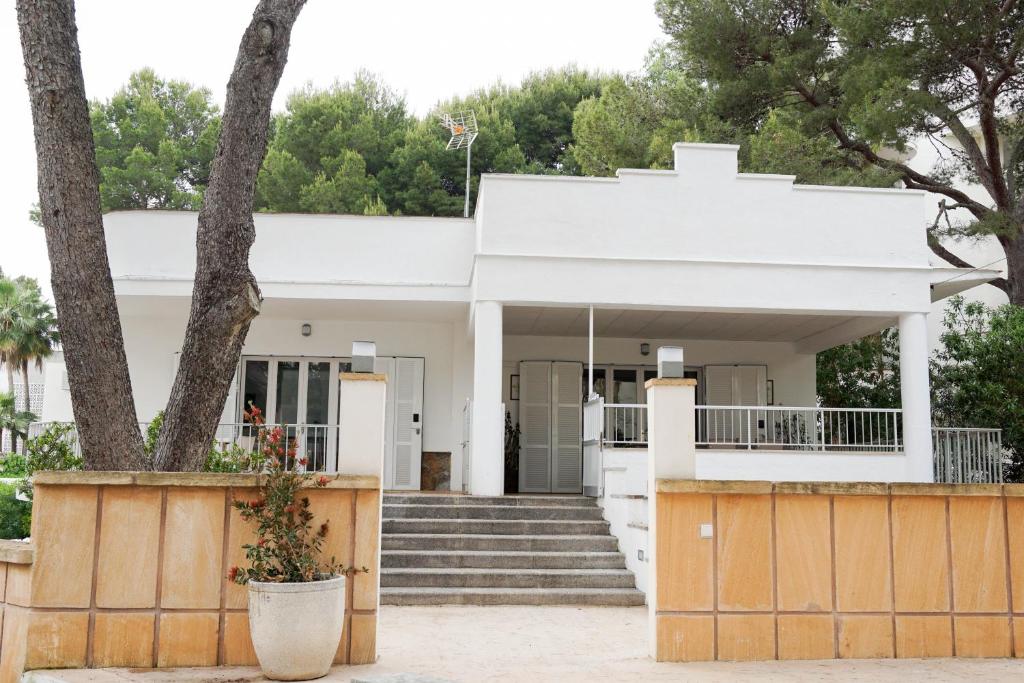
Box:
380;586;646;606
381;549;627;569
382;533;620;552
383;494;597;508
383;503;605;521
383;518;610;535
381;567;636;589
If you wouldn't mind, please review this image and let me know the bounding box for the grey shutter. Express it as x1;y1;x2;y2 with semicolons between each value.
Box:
551;362;583;493
519;361;552;493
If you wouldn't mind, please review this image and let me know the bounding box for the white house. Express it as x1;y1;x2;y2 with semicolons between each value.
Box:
38;143;1000;494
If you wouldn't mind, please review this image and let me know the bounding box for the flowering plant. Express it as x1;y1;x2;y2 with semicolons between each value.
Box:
228;403;366;584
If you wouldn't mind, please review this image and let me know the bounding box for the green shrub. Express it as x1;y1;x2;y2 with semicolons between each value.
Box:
0;454;28;478
20;423;82;500
0;483;31;539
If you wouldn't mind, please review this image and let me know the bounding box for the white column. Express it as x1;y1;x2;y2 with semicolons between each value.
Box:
645;377;696;658
337;372;387;479
471;300;504;496
899;312;933;482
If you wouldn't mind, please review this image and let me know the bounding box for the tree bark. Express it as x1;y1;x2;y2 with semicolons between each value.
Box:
21;361;30;414
152;0;307;471
1005;235;1024;307
17;0;147;470
4;363;15;454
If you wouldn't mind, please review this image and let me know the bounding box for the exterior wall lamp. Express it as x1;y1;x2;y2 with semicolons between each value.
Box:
640;342;650;356
301;323;312;337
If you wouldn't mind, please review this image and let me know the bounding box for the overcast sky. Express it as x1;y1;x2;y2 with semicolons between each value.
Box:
0;1;665;299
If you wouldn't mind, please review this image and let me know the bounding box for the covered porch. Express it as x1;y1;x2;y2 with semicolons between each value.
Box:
467;302;1002;496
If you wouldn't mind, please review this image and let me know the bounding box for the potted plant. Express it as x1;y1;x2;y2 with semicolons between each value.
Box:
229;405;366;681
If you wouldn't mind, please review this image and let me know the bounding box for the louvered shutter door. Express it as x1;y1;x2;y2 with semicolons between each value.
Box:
551;362;583;493
704;365;735;443
519;361;552;493
391;357;423;490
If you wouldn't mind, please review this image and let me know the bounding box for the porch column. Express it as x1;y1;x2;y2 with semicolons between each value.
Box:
471;300;504;496
898;312;932;482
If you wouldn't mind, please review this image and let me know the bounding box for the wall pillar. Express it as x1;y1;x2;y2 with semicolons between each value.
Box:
471;301;504;496
337;372;387;478
898;312;933;482
645;376;697;658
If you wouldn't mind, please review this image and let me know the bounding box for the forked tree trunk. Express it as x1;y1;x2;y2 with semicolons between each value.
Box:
152;0;307;471
17;0;147;470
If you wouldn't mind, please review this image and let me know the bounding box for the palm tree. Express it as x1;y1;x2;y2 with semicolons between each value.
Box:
0;276;59;451
0;391;34;455
13;293;59;415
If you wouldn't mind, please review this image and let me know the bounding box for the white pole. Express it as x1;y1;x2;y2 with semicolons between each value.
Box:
588;305;594;398
464;144;472;218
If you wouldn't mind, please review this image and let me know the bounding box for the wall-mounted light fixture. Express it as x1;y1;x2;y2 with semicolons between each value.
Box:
640;342;650;356
301;323;312;337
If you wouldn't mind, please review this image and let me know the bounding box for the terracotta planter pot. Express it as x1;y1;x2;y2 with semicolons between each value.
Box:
248;575;346;680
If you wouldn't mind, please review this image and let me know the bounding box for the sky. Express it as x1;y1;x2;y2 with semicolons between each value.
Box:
0;0;665;300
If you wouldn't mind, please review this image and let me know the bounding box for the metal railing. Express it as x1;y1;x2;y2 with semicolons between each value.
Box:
932;427;1003;483
598;404;906;453
603;403;647;446
696;406;903;452
27;421;340;472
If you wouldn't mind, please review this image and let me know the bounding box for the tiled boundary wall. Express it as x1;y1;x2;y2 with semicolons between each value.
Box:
0;471;381;682
654;480;1024;662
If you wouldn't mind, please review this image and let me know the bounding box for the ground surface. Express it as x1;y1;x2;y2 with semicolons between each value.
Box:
27;606;1024;682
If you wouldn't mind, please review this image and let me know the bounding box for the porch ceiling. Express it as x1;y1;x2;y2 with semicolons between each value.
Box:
503;306;893;344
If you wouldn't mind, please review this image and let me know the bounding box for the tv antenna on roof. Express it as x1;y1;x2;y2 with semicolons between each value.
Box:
441;110;479;218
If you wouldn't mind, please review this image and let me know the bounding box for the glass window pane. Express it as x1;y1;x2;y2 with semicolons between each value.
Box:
613;369;638;404
305;362;331;425
275;361;300;424
242;360;268;419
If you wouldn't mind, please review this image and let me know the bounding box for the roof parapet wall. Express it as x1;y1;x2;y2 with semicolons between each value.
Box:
672;142;741;183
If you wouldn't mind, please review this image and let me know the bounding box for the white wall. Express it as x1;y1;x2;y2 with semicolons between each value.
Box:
599;448;650;597
104;211;475;294
37;313;467;464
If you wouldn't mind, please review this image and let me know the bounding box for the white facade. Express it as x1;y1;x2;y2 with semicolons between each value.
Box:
40;143;996;491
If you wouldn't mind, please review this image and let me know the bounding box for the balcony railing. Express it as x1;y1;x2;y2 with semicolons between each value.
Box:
26;422;339;472
601;404;904;452
696;406;903;452
932;427;1004;484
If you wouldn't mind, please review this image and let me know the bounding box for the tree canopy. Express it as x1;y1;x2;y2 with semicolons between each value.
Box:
91;68;221;211
655;0;1024;302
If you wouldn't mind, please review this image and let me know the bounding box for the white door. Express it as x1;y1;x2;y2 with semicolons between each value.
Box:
377;357;424;491
519;361;552;493
551;362;583;493
703;365;767;444
519;361;583;494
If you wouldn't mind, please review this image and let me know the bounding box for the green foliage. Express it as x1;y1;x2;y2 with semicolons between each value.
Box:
817;330;901;409
146;410;265;473
0;392;34;456
932;297;1024;481
91;68;220;211
0;454;28;478
20;423;82;500
253;68;611;217
0;483;31;540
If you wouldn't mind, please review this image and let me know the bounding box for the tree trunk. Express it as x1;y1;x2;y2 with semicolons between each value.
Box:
17;0;148;470
21;361;31;415
152;0;307;471
5;362;15;455
1005;235;1024;307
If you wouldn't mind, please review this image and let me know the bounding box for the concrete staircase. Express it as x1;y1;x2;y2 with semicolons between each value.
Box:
380;493;645;606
